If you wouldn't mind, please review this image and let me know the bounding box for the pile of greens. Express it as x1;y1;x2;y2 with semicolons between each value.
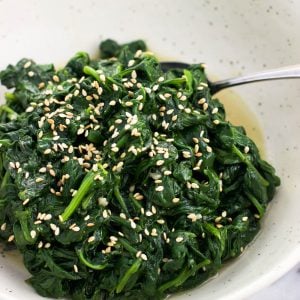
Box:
0;39;280;300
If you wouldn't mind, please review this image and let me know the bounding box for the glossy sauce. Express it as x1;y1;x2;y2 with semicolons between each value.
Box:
215;89;265;158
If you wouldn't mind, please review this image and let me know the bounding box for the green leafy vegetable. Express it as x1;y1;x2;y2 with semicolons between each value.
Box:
0;39;280;299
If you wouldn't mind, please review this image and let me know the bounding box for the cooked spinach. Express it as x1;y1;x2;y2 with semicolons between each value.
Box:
0;39;280;299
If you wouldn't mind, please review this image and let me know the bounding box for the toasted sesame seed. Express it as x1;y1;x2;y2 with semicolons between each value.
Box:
215;216;222;223
38;241;43;248
141;253;148;261
213;120;220;125
203;103;209;111
35;177;44;183
244;146;250;154
172;197;180;203
191;183;200;189
88;236;95;243
156;160;164;166
53;75;60;83
50;223;57;231
128;59;135;67
221;211;227;218
1;223;6;231
87;223;95;227
30;230;37;239
71;226;80;232
8;235;14;242
216;224;223;228
26;106;34;113
206;146;212;153
22;198;30;205
103;210;109;219
155;186;164;192
176;236;184;243
44;243;51;248
44;149;52;155
182;151;191;158
153;84;159;91
24;61;32;68
120;213;127;219
73;264;79;273
242;216;248;222
130;220;137;229
28;71;35;77
164;170;172;176
157;219;165;224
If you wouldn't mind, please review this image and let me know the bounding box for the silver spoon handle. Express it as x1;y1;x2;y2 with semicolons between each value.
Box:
212;64;300;93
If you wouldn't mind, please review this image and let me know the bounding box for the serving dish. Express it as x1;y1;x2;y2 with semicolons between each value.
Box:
0;0;300;299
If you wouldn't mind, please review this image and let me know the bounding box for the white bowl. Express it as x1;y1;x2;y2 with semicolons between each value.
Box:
1;1;300;299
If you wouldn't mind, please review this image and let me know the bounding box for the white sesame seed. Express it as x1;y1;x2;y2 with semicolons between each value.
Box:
242;216;248;222
172;197;180;203
21;197;29;205
44;243;51;248
24;61;32;68
164;170;172;176
44;149;52;155
100;74;106;82
120;213;127;219
35;177;44;183
244;146;250;154
206;146;212;153
1;223;6;231
191;183;200;189
112;84;119;91
88;236;95;243
38;241;43;248
30;230;37;239
157;219;165;224
130;220;137;229
141;253;148;261
128;60;135;67
8;235;14;242
53;75;60;83
212;107;218;114
73;264;79;273
136;250;142;258
222;211;227;218
176;236;184;243
50;223;57;231
26;106;34;113
155;186;164;192
103;210;109;219
156;160;164;166
158;76;164;82
98;197;108;207
215;216;222;223
44;214;52;221
203;103;209;111
72;226;80;232
153;84;159;91
28;71;35;77
213;120;220;125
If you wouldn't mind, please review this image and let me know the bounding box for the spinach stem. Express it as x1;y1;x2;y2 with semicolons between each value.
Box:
76;248;107;270
116;258;142;293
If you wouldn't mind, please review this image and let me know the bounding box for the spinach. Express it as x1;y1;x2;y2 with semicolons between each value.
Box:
0;39;280;299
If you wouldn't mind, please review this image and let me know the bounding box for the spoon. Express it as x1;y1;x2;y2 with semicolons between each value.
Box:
160;62;300;95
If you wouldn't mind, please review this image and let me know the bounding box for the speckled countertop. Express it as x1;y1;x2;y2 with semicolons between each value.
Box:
247;262;300;300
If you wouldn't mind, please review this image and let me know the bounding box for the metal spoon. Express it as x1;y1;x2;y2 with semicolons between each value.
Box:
160;62;300;95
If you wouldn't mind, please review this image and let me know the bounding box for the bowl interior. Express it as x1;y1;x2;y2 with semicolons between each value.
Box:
1;1;300;299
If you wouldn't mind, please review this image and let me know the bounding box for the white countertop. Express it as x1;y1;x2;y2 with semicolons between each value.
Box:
247;263;300;300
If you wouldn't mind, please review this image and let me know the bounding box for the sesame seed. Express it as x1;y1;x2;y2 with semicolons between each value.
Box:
215;216;222;223
157;219;165;224
212;107;218;114
1;223;6;231
145;211;153;217
136;250;142;258
153;84;159;91
24;61;32;68
216;224;223;228
44;243;51;248
28;71;35;77
35;177;44;183
88;236;95;243
191;183;200;189
156;160;164;166
26;106;34;113
242;216;248;222
44;149;52;155
222;211;227;218
8;235;14;242
103;210;109;219
128;60;135;67
53;75;60;83
203;103;209;111
71;226;80;232
155;186;164;192
164;170;172;176
120;213;127;219
176;236;184;243
50;223;57;231
213;120;220;125
206;146;212;153
22;198;30;205
141;253;148;261
130;220;137;229
73;264;79;273
38;241;43;248
87;223;95;227
44;214;52;220
30;230;37;239
172;197;180;203
112;84;119;91
244;146;250;154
